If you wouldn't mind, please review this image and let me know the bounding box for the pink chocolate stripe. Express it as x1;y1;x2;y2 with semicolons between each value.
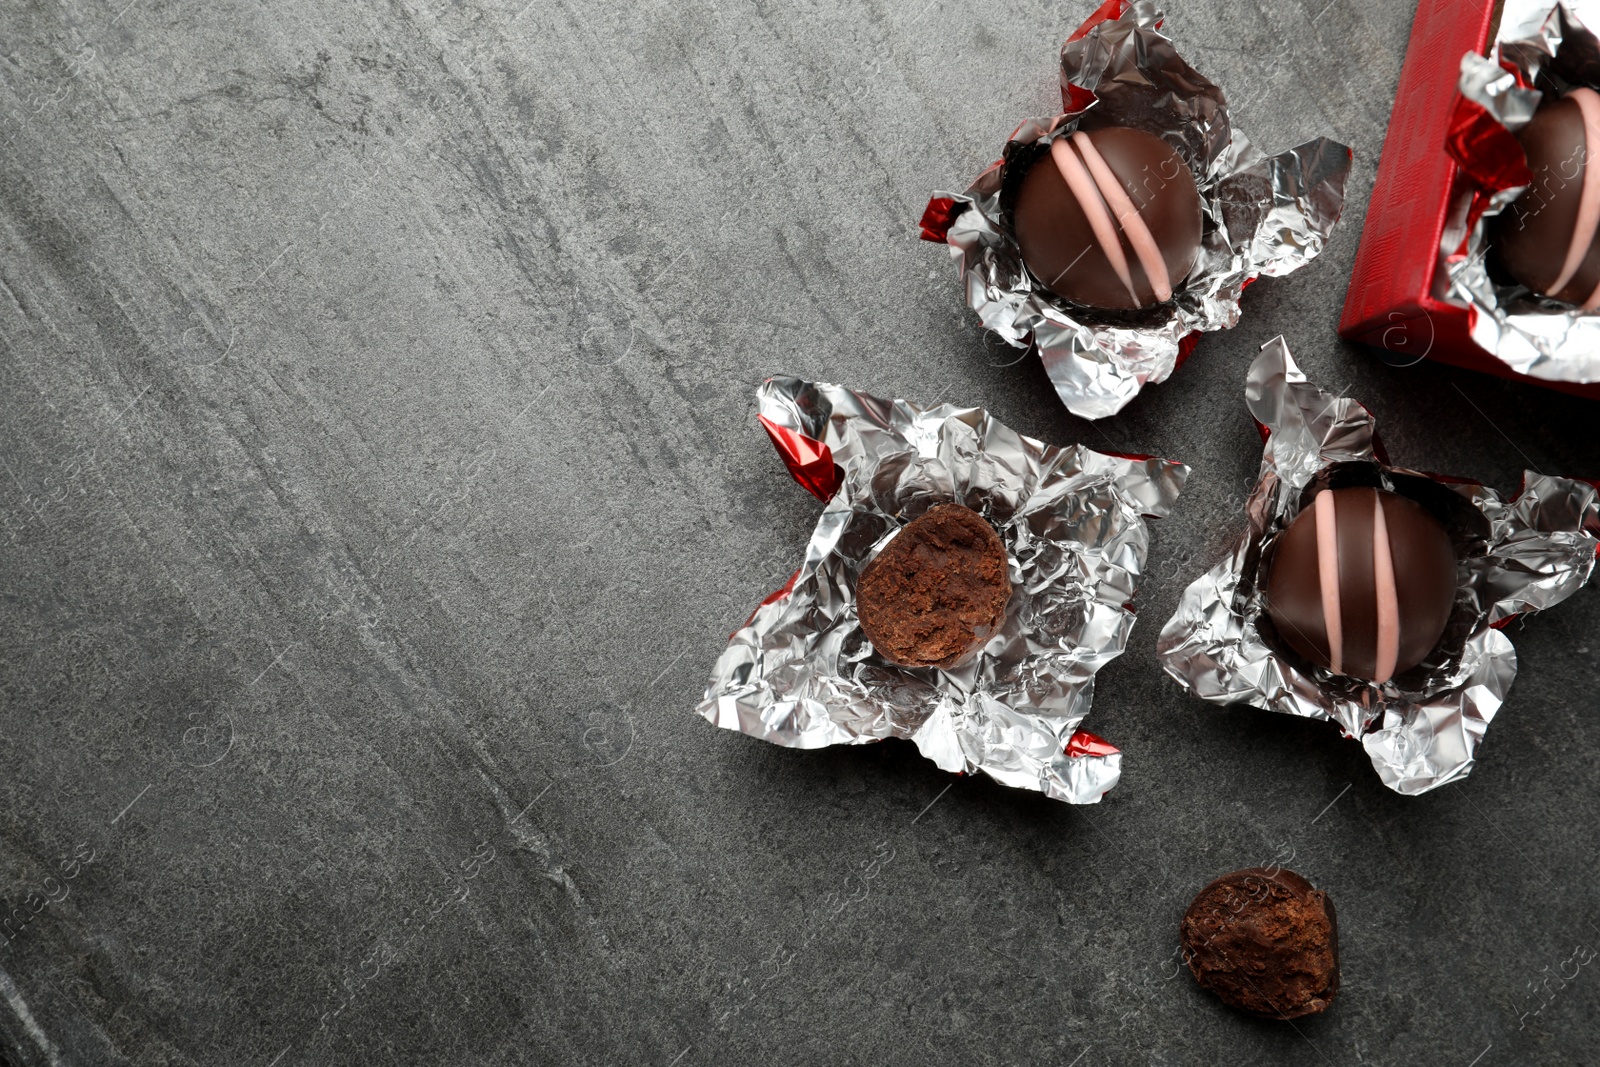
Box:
1582;275;1600;311
1548;87;1600;300
1072;131;1173;302
1371;492;1400;684
1314;493;1343;676
1049;138;1138;304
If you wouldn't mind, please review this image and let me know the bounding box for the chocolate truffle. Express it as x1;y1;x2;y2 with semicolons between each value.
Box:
1492;87;1600;306
1011;126;1203;311
856;503;1011;668
1181;867;1340;1020
1265;487;1456;684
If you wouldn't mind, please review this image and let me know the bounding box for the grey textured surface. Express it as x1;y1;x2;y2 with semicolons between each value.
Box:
1;0;1597;1064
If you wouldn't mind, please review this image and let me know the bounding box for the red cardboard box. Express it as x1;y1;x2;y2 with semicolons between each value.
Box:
1338;0;1600;399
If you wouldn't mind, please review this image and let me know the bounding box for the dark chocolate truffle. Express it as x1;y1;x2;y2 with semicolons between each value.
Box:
1492;87;1600;306
856;503;1011;668
1265;487;1456;684
1181;867;1340;1020
1012;126;1203;311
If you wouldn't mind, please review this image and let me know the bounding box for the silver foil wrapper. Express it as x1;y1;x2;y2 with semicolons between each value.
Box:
1447;2;1600;382
927;2;1350;419
699;378;1189;804
1157;338;1599;794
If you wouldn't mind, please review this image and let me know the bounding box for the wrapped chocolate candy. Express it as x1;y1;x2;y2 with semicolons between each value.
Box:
1157;338;1600;795
699;378;1188;804
920;1;1350;419
1445;1;1600;382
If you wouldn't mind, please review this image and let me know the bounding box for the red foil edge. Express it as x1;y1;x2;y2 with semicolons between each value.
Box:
1061;1;1161;112
919;196;962;243
1499;55;1532;89
738;568;803;634
758;414;841;501
1445;95;1532;194
1173;331;1202;371
1061;0;1124;111
1065;729;1120;758
1065;0;1126;43
1064;81;1097;114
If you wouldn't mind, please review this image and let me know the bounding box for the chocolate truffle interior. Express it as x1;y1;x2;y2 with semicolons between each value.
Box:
855;503;1011;669
1181;867;1340;1020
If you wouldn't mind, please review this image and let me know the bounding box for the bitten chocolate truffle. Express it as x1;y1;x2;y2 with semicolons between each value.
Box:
1012;126;1203;311
1492;87;1600;306
856;503;1011;668
1265;486;1456;684
1181;867;1339;1020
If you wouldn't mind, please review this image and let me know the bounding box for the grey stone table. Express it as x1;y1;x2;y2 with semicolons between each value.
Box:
2;0;1598;1063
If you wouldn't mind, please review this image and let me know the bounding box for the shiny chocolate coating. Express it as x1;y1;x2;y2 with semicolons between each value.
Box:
1011;126;1202;311
1492;88;1600;307
1265;487;1456;684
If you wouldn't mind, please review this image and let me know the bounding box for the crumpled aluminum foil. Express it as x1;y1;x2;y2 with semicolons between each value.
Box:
1446;2;1600;382
922;1;1350;420
699;377;1189;804
1157;338;1600;795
